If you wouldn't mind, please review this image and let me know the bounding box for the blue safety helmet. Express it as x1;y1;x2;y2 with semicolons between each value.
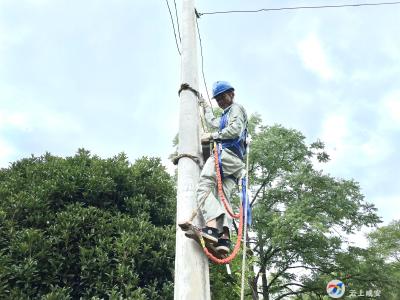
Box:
212;81;234;98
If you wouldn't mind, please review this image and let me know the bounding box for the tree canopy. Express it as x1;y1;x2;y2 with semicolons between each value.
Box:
210;115;386;299
0;150;176;299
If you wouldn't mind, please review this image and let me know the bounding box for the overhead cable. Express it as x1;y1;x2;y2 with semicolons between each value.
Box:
198;1;400;16
195;11;213;108
165;0;181;55
173;0;182;43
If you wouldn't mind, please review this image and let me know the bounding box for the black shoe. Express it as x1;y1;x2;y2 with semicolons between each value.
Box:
216;238;231;255
201;227;219;244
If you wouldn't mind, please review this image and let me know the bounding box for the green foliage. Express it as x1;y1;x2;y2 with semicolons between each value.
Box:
363;220;400;299
209;246;256;299
0;149;176;299
294;222;400;300
368;220;400;262
210;115;384;300
248;120;382;299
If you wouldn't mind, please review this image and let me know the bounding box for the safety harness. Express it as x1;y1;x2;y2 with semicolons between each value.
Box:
218;104;248;161
216;104;248;184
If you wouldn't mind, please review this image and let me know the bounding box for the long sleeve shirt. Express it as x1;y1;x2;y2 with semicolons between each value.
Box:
204;102;248;140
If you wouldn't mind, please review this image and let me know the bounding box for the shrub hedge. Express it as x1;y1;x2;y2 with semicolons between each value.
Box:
0;149;176;299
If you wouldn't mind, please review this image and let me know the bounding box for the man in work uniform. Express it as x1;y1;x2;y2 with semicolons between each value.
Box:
198;81;248;255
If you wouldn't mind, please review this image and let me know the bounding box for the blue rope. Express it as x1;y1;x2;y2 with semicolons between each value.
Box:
241;177;252;226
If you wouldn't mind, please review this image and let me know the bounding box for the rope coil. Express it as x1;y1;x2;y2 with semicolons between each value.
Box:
178;83;200;98
199;142;247;265
172;153;202;166
178;82;209;132
200;203;243;265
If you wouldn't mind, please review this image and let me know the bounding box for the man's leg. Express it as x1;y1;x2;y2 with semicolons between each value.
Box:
197;156;225;243
215;150;246;253
213;177;236;254
216;177;237;237
197;150;244;246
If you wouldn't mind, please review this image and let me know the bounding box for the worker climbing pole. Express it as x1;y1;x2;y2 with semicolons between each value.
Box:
174;1;251;299
178;80;251;262
177;79;252;300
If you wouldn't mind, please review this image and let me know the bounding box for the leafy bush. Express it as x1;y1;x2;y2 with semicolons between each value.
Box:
0;149;176;299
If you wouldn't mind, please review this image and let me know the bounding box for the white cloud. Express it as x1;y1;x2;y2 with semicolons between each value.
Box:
381;90;400;127
360;133;392;164
35;110;81;133
0;108;80;133
373;195;400;224
0;24;31;53
382;34;400;62
0;138;14;167
0;0;51;7
297;33;336;80
0;110;31;131
0;107;82;167
25;0;50;5
318;99;396;168
319;113;349;161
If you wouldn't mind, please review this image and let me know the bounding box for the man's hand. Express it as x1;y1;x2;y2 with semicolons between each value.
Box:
198;95;209;108
201;132;212;143
246;134;252;144
201;132;220;143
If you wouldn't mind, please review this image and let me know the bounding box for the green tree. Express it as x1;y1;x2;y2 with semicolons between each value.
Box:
307;220;400;300
207;115;381;299
368;220;400;264
362;220;400;299
0;149;176;299
248;120;381;299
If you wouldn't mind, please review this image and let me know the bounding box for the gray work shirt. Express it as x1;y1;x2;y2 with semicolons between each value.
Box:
204;103;248;140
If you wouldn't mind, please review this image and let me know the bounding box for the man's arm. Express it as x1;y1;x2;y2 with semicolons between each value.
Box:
214;104;247;140
203;106;220;130
198;96;220;130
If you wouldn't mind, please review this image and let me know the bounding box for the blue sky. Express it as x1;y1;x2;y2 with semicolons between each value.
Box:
0;0;399;225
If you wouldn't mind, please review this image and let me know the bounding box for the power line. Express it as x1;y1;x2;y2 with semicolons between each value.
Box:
198;1;400;16
173;0;182;43
195;12;213;108
165;0;181;56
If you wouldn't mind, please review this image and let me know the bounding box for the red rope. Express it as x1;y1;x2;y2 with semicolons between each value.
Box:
202;202;243;264
202;143;244;264
213;144;240;219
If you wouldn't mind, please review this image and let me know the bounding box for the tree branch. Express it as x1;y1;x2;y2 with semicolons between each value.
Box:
266;252;298;289
251;180;267;206
251;172;271;206
267;265;290;289
280;282;308;289
262;246;281;266
274;285;321;300
274;290;303;300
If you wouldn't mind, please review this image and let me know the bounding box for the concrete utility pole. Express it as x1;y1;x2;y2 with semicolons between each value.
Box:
174;0;210;299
